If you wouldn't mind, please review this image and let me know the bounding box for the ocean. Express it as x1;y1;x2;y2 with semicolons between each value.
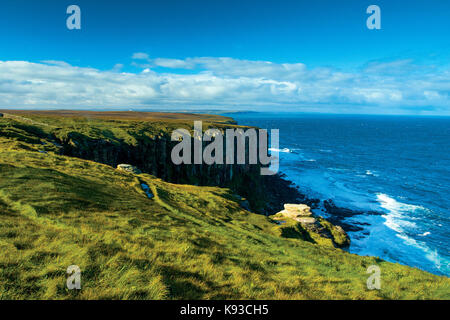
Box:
230;112;450;276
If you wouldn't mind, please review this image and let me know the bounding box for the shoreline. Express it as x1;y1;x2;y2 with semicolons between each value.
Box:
270;169;449;277
265;171;381;233
231;115;448;277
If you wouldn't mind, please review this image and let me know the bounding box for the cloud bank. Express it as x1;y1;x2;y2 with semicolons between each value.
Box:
0;55;449;114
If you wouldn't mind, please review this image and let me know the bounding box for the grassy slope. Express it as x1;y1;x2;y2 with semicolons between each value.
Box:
0;112;448;300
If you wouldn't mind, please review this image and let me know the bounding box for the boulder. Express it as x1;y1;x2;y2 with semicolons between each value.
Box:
277;203;313;219
239;199;250;211
117;164;142;174
232;194;251;211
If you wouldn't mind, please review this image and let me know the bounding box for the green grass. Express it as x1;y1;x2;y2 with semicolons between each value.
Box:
0;113;449;299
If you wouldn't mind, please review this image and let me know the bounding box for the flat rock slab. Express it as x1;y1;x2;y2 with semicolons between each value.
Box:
276;203;313;219
295;217;317;224
117;164;142;174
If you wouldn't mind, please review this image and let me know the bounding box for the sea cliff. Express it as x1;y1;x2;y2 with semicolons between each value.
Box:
0;110;448;300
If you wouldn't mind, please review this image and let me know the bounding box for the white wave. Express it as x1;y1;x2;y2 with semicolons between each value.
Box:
366;170;379;176
269;147;291;153
377;193;427;215
375;193;449;272
395;234;446;272
377;193;420;233
328;167;350;172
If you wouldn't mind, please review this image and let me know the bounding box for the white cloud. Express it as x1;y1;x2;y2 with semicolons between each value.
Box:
41;60;73;68
0;57;449;114
132;52;150;60
153;58;195;69
112;63;124;72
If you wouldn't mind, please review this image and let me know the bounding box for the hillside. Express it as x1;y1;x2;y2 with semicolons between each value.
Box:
0;110;448;299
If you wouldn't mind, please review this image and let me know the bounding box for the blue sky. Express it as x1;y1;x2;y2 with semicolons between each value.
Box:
0;0;449;114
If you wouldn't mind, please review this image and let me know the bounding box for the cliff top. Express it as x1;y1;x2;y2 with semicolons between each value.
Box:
0;109;237;124
0;109;249;145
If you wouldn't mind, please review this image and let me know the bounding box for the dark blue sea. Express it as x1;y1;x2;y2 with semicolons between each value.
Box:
230;112;450;276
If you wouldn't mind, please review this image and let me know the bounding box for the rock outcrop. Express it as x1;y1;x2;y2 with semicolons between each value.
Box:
271;203;350;248
117;164;142;174
277;204;313;219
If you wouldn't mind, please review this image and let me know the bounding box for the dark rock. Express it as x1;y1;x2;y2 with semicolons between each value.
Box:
239;199;250;211
324;199;383;218
324;200;360;217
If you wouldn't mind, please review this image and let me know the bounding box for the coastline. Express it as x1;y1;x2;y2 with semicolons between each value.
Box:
231;113;449;277
0;109;449;300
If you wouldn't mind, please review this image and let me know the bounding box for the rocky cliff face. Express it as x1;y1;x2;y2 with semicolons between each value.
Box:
60;131;261;182
56;129;275;213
